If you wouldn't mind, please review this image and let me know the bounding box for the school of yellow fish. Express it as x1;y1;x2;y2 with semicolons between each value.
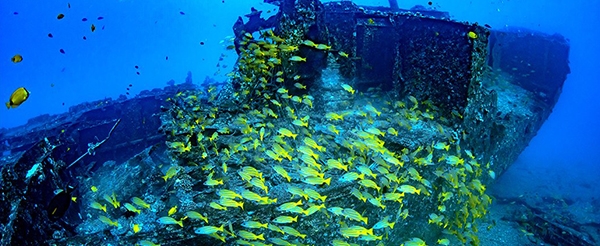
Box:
83;29;494;246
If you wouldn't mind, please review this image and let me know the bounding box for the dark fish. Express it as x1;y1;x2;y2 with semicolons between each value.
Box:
134;65;139;69
165;56;168;60
68;3;71;8
179;11;185;15
97;16;104;20
484;24;492;28
200;41;205;45
428;1;432;5
59;49;65;54
13;12;18;15
129;84;132;87
82;18;87;21
57;13;65;19
136;71;140;75
48;33;53;38
83;36;87;40
101;25;105;30
46;185;75;221
126;88;130;90
91;24;96;32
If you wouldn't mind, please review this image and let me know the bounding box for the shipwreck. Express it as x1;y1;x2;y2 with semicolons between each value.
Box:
0;0;577;245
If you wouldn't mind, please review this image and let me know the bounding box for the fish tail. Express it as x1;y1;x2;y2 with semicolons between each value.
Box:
5;102;10;109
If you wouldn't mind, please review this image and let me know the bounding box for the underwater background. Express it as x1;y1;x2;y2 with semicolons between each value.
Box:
1;0;600;245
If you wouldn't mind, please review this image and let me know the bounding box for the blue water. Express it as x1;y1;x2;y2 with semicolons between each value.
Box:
1;0;600;242
1;0;274;128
